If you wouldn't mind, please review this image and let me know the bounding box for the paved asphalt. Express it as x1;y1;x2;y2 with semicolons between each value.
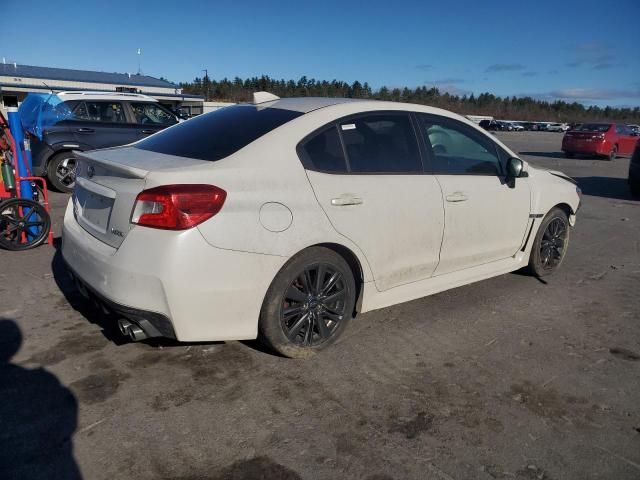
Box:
1;131;638;480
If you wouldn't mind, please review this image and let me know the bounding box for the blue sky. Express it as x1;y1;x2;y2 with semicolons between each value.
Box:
3;0;639;106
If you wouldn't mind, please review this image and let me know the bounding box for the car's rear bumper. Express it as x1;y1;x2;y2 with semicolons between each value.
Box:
65;262;176;339
61;200;288;342
562;141;609;155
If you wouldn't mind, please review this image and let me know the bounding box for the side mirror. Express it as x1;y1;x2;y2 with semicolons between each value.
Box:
507;157;524;179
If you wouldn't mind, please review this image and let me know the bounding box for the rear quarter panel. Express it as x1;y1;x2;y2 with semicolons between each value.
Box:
144;107;382;282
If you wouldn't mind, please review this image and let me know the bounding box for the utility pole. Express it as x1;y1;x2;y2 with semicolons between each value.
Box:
202;69;209;100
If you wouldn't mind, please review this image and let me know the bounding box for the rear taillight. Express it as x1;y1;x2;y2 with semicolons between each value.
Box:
131;184;226;230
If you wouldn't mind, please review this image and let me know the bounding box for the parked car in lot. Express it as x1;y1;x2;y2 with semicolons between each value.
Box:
62;94;581;357
628;124;640;136
562;123;639;160
496;120;513;131
479;119;513;131
510;122;525;131
545;123;565;132
479;119;499;131
629;141;640;197
31;91;179;192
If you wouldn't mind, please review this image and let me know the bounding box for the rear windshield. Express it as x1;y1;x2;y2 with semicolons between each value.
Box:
135;105;303;161
576;123;610;132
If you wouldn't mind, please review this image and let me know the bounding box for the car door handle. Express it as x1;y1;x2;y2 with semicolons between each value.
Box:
331;195;363;206
76;127;95;133
445;192;468;203
141;129;155;134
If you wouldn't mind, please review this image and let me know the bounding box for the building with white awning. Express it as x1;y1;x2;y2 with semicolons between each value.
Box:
0;63;203;117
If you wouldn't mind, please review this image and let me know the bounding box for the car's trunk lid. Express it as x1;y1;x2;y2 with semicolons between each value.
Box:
566;131;604;140
72;146;209;248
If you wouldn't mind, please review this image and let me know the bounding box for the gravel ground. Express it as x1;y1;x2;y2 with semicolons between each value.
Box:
1;131;639;480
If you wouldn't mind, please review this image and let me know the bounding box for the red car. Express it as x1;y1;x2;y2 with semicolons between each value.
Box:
562;123;639;161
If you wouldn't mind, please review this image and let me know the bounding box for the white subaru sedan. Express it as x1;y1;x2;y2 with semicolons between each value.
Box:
62;94;580;357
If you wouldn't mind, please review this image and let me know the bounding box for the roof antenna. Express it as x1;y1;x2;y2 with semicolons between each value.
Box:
41;81;56;103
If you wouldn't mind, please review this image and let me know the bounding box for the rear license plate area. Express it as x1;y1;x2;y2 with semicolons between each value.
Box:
73;184;115;234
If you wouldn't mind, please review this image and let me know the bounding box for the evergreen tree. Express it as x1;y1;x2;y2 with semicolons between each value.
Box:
177;75;639;122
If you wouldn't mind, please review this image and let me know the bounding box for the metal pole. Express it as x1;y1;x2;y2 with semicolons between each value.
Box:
202;69;209;100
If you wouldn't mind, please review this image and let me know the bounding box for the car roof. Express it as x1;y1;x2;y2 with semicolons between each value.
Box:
257;96;497;125
56;91;157;102
258;96;365;113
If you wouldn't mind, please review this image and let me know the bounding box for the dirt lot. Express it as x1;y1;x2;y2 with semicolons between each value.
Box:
1;131;639;480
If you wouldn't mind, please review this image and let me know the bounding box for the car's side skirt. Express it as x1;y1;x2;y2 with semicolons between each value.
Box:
360;254;528;313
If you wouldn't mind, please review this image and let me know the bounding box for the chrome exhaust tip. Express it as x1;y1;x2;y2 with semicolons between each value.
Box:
118;319;133;336
128;324;148;342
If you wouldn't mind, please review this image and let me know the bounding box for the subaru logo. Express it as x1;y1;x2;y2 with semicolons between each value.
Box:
87;165;95;178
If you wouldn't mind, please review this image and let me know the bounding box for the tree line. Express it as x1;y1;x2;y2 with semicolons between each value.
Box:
180;75;640;123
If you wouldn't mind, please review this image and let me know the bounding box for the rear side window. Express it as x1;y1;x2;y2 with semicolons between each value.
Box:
615;125;632;135
136;105;303;161
301;126;347;172
339;114;421;173
130;102;177;125
577;123;610;132
73;101;126;123
300;113;422;174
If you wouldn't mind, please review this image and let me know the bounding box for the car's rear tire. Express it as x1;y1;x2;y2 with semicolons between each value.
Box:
258;247;356;358
47;152;77;193
528;208;570;278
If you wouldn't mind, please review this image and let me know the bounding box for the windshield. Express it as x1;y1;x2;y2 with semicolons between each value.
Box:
576;123;610;132
135;105;303;161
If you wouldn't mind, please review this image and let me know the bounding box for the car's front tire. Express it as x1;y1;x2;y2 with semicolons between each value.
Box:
258;247;356;358
528;208;571;277
47;152;78;193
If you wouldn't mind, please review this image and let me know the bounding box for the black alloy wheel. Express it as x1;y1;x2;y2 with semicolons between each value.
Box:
528;207;570;277
281;263;347;347
259;246;356;358
539;217;567;271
